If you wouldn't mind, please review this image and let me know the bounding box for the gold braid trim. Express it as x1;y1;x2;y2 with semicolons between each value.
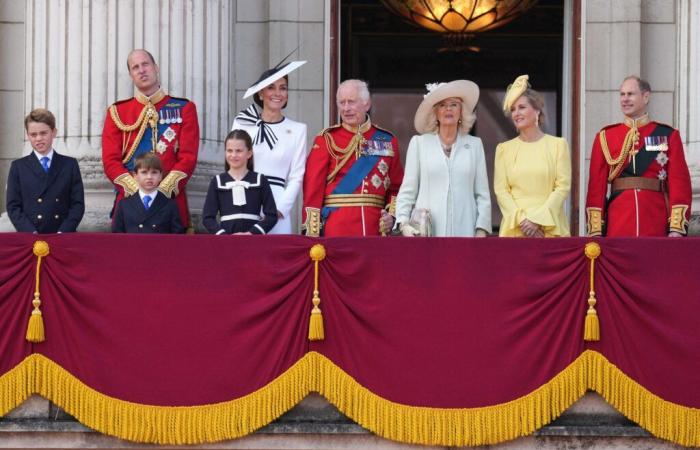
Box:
303;207;321;237
109;102;159;165
669;205;689;234
599;127;639;182
0;351;698;446
324;132;363;184
586;207;603;237
158;170;187;198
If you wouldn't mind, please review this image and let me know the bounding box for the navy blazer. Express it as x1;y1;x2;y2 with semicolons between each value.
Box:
112;191;184;234
6;152;85;233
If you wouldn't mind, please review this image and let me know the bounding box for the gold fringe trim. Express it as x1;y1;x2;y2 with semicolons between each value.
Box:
585;351;700;447
310;351;700;447
0;354;311;445
0;352;697;446
308;351;588;446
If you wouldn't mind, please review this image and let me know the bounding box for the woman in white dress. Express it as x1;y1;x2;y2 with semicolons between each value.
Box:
395;80;491;237
231;60;307;234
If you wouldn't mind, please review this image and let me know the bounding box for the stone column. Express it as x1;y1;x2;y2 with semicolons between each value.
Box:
0;1;26;213
16;0;234;231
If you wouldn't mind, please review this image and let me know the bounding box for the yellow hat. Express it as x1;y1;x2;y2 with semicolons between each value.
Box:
502;75;530;113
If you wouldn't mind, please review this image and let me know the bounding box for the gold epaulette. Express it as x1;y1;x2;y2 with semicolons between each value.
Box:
316;124;341;138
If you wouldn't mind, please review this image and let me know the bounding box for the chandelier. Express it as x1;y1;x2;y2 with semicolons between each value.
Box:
380;0;538;34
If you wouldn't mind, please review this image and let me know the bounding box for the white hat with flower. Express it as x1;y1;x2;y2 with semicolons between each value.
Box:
413;80;480;134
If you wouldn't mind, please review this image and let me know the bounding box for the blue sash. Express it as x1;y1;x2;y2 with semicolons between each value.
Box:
123;98;188;171
321;128;393;220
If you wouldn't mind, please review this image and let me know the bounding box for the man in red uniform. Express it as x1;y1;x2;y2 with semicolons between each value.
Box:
586;76;691;237
102;49;199;229
302;79;404;237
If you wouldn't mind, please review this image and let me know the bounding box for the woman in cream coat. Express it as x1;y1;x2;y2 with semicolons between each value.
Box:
396;80;491;237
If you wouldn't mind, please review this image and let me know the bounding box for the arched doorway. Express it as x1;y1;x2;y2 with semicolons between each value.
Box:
331;0;582;234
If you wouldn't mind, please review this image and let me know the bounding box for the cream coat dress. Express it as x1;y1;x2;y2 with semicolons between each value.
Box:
395;133;492;237
494;134;571;237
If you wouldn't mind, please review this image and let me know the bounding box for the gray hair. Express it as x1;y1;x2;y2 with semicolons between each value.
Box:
337;79;371;103
623;75;652;93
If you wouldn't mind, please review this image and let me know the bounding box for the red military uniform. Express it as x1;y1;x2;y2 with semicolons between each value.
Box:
586;114;691;236
302;117;404;237
102;89;200;227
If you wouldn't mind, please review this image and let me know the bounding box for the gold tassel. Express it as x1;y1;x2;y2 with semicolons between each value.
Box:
26;241;50;343
583;242;601;342
308;244;326;341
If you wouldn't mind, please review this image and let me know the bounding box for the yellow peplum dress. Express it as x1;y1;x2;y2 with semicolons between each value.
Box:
494;134;571;237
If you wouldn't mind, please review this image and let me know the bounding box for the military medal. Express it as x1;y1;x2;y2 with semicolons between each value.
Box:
645;136;668;151
156;141;167;154
163;127;176;142
176;108;183;124
158;110;166;125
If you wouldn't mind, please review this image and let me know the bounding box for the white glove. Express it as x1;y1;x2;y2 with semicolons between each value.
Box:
400;223;420;237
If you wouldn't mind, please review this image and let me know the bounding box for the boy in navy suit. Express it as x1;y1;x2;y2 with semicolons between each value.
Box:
112;153;184;233
6;108;85;233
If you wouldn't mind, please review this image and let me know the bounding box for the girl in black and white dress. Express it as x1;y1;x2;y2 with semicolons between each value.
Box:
202;130;277;235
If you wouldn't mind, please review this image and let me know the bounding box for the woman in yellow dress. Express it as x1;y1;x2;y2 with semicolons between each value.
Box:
494;75;571;237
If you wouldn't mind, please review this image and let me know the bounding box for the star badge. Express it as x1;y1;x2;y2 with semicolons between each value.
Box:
156;141;167;154
162;127;176;143
371;174;382;189
377;159;389;176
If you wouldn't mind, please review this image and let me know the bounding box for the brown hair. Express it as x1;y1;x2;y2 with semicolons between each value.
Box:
134;153;163;173
24;108;56;131
254;74;289;109
225;129;254;171
518;88;546;128
623;75;652;93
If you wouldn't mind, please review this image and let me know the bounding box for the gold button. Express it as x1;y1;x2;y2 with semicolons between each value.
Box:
55;198;59;202
54;214;59;219
152;224;156;228
138;224;143;228
37;214;43;219
363;189;368;193
37;198;42;203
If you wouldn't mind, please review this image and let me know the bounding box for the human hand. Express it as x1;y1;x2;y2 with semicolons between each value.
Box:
277;211;284;219
233;232;252;235
379;209;395;234
474;229;488;238
519;219;543;238
400;223;420;237
668;231;683;237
